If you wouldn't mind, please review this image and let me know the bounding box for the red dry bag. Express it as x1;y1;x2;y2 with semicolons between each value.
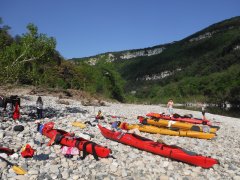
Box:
21;144;35;158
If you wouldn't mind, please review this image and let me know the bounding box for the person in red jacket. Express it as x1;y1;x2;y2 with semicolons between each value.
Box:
13;102;20;120
34;120;111;160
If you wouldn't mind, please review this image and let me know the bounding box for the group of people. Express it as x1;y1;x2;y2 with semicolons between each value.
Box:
2;95;207;122
166;98;207;120
1;96;44;121
37;98;207;121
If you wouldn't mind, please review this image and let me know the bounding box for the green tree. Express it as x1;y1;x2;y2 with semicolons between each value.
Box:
0;18;13;51
0;23;56;84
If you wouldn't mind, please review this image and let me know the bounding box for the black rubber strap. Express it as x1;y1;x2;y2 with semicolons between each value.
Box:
54;134;64;145
80;141;99;160
142;119;148;125
169;150;173;158
0;156;13;166
75;140;81;148
108;155;116;159
91;143;99;161
37;123;41;131
161;144;165;150
153;118;159;122
81;141;91;160
84;121;93;126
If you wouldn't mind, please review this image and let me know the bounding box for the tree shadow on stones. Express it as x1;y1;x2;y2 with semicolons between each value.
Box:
64;107;88;114
22;105;65;119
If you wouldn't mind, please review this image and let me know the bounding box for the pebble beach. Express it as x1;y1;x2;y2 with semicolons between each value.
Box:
0;94;240;180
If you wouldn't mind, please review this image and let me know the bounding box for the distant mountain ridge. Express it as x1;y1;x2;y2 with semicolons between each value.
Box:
70;16;240;65
70;44;167;65
70;16;240;105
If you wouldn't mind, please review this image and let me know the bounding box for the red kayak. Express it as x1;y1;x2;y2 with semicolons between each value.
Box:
98;125;218;168
37;122;111;160
147;112;212;126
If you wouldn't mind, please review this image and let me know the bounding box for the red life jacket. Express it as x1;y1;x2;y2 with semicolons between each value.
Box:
13;102;20;120
21;144;35;158
39;122;111;160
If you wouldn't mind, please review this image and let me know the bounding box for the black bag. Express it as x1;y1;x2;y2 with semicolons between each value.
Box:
3;95;21;110
13;125;24;132
183;114;193;118
173;113;181;118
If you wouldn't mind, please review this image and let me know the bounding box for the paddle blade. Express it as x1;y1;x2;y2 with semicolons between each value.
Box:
12;165;27;175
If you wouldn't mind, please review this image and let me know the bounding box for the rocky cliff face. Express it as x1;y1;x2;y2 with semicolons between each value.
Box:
136;68;182;81
86;47;166;65
189;32;214;42
120;47;165;60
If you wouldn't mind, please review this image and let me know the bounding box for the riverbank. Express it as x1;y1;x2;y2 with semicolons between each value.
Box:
0;93;240;180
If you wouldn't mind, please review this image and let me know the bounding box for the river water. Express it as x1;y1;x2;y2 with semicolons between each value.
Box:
176;105;240;118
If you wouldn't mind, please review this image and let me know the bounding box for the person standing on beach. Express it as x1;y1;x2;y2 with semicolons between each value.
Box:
36;96;43;119
202;103;207;120
13;102;20;121
167;99;174;117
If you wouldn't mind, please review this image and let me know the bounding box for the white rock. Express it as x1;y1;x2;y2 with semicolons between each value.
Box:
10;153;19;160
28;169;39;175
162;161;169;167
49;165;60;173
51;174;58;179
122;170;128;177
233;176;240;180
110;164;118;173
0;131;5;138
62;170;69;179
72;175;79;180
160;175;169;180
0;161;7;169
14;175;29;180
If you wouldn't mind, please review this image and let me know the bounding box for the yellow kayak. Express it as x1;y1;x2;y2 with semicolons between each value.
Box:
72;122;86;129
138;117;218;133
119;122;215;140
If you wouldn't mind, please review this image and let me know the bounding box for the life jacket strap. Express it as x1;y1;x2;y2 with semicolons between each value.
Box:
79;141;99;161
54;134;64;145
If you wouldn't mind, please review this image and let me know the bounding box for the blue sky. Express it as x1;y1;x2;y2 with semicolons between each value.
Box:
1;0;240;59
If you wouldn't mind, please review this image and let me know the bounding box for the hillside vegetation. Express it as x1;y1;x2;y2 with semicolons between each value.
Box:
71;16;240;106
1;17;240;106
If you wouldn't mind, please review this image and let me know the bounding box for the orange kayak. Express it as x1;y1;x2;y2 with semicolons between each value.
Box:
138;116;218;133
119;122;216;139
